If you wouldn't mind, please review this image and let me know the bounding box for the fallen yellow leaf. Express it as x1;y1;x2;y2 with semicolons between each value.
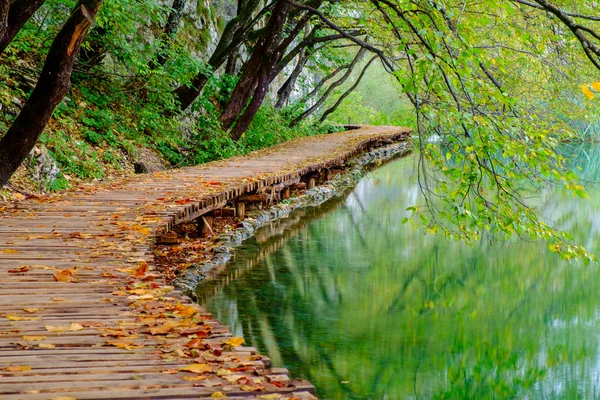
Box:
183;375;208;381
210;392;225;398
7;315;40;321
179;363;213;374
23;336;46;341
2;365;31;372
225;337;245;347
45;323;84;332
38;343;56;349
23;308;39;314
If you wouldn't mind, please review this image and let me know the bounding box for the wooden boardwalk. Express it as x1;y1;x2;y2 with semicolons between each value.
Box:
0;126;411;399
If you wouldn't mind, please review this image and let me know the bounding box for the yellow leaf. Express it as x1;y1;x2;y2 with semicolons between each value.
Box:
581;85;595;100
0;249;18;254
38;343;56;349
223;374;245;383
7;315;40;321
183;375;208;381
592;82;600;91
179;363;213;374
225;337;245;347
23;336;46;341
259;395;282;400
2;365;31;372
211;392;225;398
23;308;39;314
45;323;84;332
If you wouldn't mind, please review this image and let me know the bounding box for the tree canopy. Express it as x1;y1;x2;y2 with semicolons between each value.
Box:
1;0;600;259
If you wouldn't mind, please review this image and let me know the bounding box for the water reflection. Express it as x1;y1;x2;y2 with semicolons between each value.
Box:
198;151;600;399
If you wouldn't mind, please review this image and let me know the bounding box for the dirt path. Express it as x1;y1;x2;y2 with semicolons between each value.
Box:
0;125;411;399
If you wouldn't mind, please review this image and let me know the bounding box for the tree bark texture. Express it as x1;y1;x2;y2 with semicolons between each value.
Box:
173;0;262;110
0;0;46;55
0;0;103;187
275;46;308;109
220;0;292;133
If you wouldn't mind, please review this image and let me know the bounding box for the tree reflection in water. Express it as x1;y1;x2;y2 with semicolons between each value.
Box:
198;151;600;399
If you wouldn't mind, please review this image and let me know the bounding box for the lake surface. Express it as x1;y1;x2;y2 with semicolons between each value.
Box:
197;149;600;399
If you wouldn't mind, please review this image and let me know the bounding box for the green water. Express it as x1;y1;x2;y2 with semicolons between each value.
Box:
198;149;600;399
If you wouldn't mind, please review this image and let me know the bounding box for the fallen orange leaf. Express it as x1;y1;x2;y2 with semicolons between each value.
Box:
8;266;29;273
53;269;77;283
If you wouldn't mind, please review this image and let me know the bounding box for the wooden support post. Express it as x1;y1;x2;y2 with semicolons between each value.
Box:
198;213;214;238
308;177;316;189
236;202;246;219
282;188;291;200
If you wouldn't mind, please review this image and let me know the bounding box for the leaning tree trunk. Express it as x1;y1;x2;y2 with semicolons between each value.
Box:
0;0;104;188
219;0;291;131
0;0;46;55
173;0;262;110
275;46;308;109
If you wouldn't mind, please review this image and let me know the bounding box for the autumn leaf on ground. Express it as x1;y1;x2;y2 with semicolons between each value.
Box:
210;392;225;398
45;323;84;332
7;315;40;321
183;375;208;381
225;337;245;347
106;340;144;350
23;335;46;341
149;321;180;335
133;261;149;277
53;269;78;283
0;249;18;254
8;266;29;273
2;365;31;372
38;343;56;349
179;363;213;374
174;302;198;318
23;308;39;314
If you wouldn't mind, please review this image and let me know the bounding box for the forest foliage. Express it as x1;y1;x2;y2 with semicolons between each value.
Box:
1;0;600;259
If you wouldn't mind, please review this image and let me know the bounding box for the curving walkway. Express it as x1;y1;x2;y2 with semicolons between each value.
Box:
0;125;411;399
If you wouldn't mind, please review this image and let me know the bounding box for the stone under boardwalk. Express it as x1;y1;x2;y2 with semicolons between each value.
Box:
0;125;411;399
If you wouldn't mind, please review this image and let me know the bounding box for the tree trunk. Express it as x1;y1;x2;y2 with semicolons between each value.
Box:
154;0;186;67
275;39;309;109
0;0;103;188
224;46;239;75
319;56;377;123
219;0;291;131
173;0;262;110
291;47;366;126
0;1;9;44
0;0;46;55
